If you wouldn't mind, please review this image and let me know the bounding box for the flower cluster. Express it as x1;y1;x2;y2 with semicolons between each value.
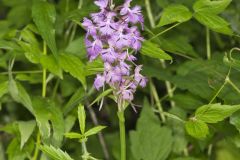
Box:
83;0;147;103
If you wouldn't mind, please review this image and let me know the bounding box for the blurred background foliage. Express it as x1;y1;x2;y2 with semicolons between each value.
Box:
0;0;240;160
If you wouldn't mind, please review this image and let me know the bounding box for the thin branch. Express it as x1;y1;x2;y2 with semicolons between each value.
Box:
87;106;110;160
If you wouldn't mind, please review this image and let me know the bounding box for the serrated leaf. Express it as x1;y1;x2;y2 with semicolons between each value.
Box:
130;98;173;160
9;79;34;114
40;55;62;78
0;81;8;98
194;10;233;35
32;97;64;146
40;145;74;160
17;120;36;149
65;132;83;139
85;126;106;137
158;4;192;27
59;54;86;90
140;41;172;60
193;0;232;14
195;103;240;123
89;89;113;107
185;120;209;139
32;0;58;57
78;104;86;134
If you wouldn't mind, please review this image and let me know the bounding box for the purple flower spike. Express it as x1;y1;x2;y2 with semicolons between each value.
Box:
82;0;147;104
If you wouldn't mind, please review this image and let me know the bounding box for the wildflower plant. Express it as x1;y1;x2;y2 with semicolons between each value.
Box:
82;0;146;159
1;0;240;160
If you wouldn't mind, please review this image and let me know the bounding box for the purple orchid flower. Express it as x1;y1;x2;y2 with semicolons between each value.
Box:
82;0;147;103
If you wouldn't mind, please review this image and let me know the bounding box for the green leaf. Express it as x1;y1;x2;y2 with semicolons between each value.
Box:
230;111;240;133
17;120;36;149
77;104;86;134
0;39;22;51
158;4;192;27
85;58;104;76
59;54;86;90
40;145;74;160
193;0;232;14
172;94;204;110
18;27;41;63
140;41;172;60
89;89;113;107
0;81;8;98
85;126;106;137
64;132;83;139
32;0;57;57
158;35;198;58
9;79;34;114
194;12;233;35
32;97;64;146
195;103;240;123
40;55;62;78
130;98;173;160
7;138;34;160
185;119;209;139
66;7;98;22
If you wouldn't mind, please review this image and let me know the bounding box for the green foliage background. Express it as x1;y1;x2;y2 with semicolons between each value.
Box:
0;0;240;160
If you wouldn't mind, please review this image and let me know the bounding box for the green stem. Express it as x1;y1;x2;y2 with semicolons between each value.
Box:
149;80;166;122
227;78;240;94
32;41;47;160
42;41;47;98
78;0;83;9
118;110;126;160
0;70;42;75
209;80;227;104
32;132;41;160
206;27;211;60
149;23;181;41
145;0;155;28
209;68;231;104
81;141;89;160
160;60;175;107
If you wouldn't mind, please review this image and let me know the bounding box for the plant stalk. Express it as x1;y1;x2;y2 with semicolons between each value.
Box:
118;110;126;160
206;27;211;60
145;0;155;28
32;41;47;160
149;80;166;122
81;141;89;160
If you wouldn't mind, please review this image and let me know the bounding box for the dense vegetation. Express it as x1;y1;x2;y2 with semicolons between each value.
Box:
0;0;240;160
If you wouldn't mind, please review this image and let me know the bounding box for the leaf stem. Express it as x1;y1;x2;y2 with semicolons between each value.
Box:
209;68;231;104
0;70;42;75
149;23;181;41
227;78;240;94
149;80;166;122
206;27;211;60
118;110;126;160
